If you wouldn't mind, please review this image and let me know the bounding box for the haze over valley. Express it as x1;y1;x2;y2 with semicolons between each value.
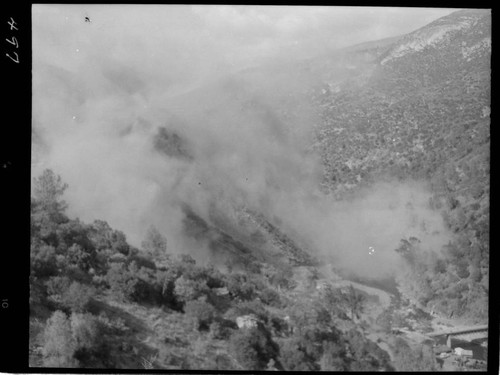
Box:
30;6;490;371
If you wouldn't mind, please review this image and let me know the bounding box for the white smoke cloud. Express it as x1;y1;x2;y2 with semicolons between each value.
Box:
32;5;454;275
269;180;451;278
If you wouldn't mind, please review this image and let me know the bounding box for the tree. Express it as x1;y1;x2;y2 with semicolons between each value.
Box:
391;337;436;371
155;268;181;309
105;260;160;304
268;267;295;290
345;285;365;321
184;299;217;330
62;282;95;313
130;262;163;304
88;220;113;251
66;243;94;273
46;277;95;313
69;312;111;367
259;288;282;307
30;274;47;310
226;273;257;301
32;169;69;222
42;310;78;367
345;329;392;371
279;338;318;371
174;275;209;303
288;301;319;334
177;253;196;265
141;225;168;263
70;312;101;350
319;341;348;371
229;327;279;370
31;171;69;246
395;237;420;265
321;285;350;319
105;262;138;301
31;243;57;278
56;220;93;251
46;276;72;304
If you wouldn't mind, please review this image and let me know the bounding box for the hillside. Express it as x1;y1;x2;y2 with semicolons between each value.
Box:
30;8;490;371
30;169;401;370
310;9;490;321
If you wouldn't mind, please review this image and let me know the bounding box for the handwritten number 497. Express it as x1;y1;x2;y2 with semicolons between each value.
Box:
6;17;19;63
6;36;18;48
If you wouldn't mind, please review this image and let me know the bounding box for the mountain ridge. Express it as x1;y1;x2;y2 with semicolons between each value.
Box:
380;9;490;65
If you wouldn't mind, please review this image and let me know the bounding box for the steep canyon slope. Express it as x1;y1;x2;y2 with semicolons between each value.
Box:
30;8;490;370
310;9;490;321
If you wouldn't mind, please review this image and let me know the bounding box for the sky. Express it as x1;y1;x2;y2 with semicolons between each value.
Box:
32;5;456;277
32;5;457;84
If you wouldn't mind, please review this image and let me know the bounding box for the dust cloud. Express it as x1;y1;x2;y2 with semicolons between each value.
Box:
32;5;454;277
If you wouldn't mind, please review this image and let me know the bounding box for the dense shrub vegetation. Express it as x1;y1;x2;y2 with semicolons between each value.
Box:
30;10;489;369
30;169;401;369
311;10;490;322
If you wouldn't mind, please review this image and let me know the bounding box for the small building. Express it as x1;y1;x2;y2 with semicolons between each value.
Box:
213;287;229;296
434;345;452;355
316;281;330;291
236;314;259;329
454;347;473;357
